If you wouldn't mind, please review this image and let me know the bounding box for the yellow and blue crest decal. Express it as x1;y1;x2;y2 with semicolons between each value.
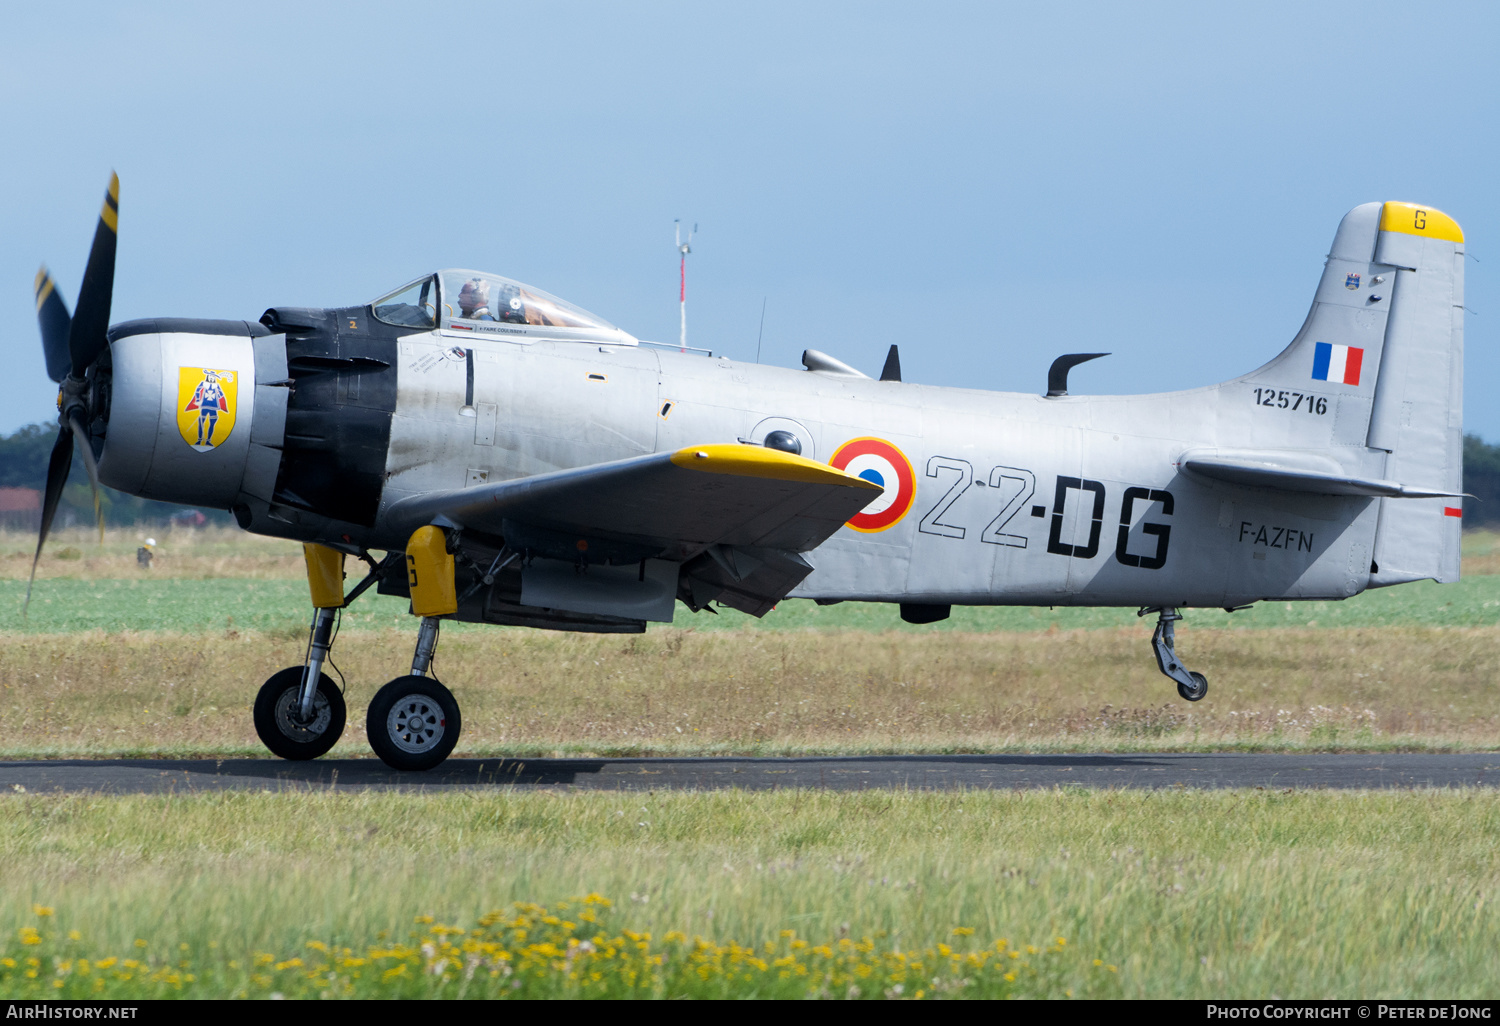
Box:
176;367;237;451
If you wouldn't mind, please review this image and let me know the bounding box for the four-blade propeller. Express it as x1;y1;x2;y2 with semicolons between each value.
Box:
25;173;119;615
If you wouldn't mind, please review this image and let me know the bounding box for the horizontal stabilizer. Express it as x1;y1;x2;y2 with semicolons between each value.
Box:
1181;451;1463;499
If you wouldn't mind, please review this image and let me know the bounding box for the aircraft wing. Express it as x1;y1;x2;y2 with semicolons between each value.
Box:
383;444;882;616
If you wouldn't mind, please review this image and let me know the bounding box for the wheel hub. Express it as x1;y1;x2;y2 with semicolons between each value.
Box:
273;686;332;741
387;696;445;753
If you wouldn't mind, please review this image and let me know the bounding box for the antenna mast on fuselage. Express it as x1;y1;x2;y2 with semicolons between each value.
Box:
675;219;696;351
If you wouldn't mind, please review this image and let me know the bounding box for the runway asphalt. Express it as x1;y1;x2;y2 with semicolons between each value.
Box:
2;752;1498;794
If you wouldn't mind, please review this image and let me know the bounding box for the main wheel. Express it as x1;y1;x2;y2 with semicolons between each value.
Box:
1177;671;1208;702
253;666;346;760
366;675;462;771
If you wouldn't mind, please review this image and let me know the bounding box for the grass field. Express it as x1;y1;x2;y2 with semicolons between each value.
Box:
2;527;1497;999
1;790;1495;998
3;625;1498;759
1;528;1497;758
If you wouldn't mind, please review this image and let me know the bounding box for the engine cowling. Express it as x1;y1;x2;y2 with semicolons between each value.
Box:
99;317;288;514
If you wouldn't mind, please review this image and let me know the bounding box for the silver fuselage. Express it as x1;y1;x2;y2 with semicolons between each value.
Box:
376;336;1380;609
96;200;1466;616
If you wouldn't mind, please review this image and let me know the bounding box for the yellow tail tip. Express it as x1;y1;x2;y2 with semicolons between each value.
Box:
1380;201;1463;243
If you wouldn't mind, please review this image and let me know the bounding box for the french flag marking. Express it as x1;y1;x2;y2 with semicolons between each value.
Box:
1312;342;1364;386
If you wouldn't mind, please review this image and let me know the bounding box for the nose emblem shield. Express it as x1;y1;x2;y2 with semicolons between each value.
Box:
177;366;238;451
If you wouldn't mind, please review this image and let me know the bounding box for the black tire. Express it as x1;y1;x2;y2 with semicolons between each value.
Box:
1177;671;1208;702
253;666;346;760
366;675;461;771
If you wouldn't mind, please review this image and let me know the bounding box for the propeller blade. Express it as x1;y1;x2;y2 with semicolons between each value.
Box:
22;426;76;618
67;410;105;544
67;172;118;377
33;266;72;383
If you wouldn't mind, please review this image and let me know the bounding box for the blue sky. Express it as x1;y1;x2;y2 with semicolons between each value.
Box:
3;2;1497;436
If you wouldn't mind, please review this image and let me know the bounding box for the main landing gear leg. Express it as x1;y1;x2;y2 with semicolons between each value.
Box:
1139;606;1207;702
411;616;441;677
299;607;336;721
367;527;463;772
253;544;349;759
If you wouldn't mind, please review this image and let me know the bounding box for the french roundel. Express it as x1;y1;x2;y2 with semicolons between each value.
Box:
829;437;916;533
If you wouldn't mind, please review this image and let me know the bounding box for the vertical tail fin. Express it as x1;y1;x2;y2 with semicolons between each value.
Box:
1237;202;1392;448
1365;202;1466;584
1231;201;1464;586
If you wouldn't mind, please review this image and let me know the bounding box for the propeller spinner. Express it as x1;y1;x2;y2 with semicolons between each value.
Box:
25;173;119;614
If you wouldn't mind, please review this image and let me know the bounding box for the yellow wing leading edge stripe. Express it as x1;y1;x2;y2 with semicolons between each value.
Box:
670;443;883;490
1380;201;1463;243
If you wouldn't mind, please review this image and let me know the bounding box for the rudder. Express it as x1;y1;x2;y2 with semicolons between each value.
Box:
1364;202;1465;585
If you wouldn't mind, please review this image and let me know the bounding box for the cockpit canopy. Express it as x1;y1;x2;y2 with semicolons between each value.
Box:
370;270;635;345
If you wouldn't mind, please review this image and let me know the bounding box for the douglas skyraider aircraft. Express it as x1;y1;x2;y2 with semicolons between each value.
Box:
29;176;1467;769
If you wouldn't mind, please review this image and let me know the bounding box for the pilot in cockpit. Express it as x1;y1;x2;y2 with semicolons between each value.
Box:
457;277;495;321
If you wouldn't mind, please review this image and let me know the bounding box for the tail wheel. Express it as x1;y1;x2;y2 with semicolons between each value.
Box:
253;666;346;760
366;675;461;771
1177;671;1208;702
